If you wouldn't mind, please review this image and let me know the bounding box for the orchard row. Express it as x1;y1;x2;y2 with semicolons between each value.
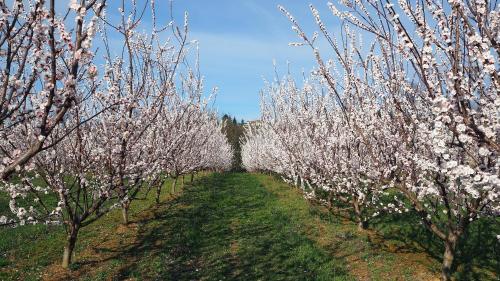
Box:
0;0;233;268
242;1;499;280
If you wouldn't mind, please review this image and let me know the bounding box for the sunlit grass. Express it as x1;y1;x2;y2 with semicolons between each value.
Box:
0;173;497;280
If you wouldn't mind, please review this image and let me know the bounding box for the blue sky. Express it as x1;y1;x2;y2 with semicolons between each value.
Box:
47;0;342;121
161;1;342;121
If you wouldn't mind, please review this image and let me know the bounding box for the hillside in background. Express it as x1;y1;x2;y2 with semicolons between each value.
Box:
221;114;246;171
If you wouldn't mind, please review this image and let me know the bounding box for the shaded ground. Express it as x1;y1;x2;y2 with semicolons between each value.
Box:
106;173;350;280
0;173;498;280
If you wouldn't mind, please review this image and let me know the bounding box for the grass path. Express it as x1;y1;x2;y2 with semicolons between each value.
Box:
113;172;351;280
1;173;498;280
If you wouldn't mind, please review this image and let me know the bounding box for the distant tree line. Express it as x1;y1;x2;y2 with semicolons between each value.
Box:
221;114;246;171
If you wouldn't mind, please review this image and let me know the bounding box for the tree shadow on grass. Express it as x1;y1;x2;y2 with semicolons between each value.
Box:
371;212;500;281
106;173;351;281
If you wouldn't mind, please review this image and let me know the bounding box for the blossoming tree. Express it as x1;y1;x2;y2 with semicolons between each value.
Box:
0;0;233;269
242;1;499;280
0;0;106;180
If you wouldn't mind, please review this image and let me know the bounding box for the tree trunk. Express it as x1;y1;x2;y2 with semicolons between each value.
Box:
62;225;79;268
190;173;194;182
171;177;177;194
122;202;130;225
181;175;185;187
155;182;162;204
327;191;334;210
352;198;367;231
441;235;457;281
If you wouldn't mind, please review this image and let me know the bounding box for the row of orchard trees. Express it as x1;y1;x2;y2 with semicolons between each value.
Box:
0;0;232;268
242;0;499;280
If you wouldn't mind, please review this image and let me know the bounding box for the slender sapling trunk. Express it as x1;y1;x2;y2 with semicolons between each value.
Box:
171;177;177;194
155;181;163;204
352;197;367;231
121;201;130;225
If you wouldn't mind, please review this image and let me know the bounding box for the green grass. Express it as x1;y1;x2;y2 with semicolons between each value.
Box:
369;207;500;280
115;172;351;280
0;172;498;280
0;176;181;281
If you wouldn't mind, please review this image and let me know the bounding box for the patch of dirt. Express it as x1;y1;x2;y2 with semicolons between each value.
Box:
43;264;78;281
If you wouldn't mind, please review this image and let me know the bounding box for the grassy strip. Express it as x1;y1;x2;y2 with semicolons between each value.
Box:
107;172;351;280
0;176;184;281
255;173;499;281
0;172;498;280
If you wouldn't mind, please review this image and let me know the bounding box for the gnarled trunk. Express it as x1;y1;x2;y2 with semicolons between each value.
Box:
441;234;457;281
62;225;79;268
